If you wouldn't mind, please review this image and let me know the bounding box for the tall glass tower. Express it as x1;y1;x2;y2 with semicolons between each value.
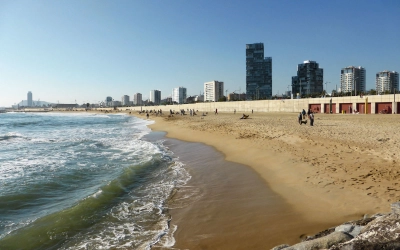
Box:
291;60;323;97
27;91;32;106
172;87;187;104
149;90;161;105
246;43;272;100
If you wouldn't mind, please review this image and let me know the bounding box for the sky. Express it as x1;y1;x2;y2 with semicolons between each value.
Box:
1;0;400;107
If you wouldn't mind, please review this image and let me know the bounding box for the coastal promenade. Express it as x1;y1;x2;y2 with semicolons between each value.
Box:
121;94;399;114
17;94;399;114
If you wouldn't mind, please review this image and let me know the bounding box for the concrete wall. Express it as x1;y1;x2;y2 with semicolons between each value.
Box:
116;94;399;114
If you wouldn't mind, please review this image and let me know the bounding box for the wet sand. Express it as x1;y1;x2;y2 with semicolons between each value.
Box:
146;134;337;249
167;138;315;249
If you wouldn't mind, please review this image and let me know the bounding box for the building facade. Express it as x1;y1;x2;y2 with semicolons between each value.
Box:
134;93;142;106
292;60;323;97
376;70;399;94
27;91;32;107
172;87;187;104
227;92;246;101
149;90;161;105
121;95;130;106
340;66;366;94
105;96;113;107
163;97;172;104
246;43;272;100
204;81;224;102
194;95;204;102
110;101;121;107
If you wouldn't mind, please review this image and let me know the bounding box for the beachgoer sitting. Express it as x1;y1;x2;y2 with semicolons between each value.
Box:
240;114;249;119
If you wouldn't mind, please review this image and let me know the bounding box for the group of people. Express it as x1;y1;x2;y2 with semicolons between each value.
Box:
166;109;198;116
298;108;315;126
139;109;163;119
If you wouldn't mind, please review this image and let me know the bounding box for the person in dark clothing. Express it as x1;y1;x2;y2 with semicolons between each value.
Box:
302;109;306;119
309;112;314;126
298;112;302;125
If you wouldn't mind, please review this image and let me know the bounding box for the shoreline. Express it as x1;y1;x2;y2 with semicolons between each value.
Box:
49;110;398;247
155;134;346;249
130;111;398;246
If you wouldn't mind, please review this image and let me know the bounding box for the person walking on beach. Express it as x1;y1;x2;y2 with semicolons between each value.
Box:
146;113;149;119
309;112;314;126
215;109;218;115
302;109;306;119
298;112;302;125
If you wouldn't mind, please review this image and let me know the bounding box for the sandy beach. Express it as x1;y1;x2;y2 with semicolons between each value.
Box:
127;110;399;248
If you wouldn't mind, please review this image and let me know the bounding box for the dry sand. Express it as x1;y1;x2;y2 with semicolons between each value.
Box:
130;111;400;247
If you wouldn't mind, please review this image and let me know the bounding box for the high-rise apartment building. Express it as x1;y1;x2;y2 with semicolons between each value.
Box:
376;70;399;94
172;87;187;104
246;43;272;100
121;95;130;106
27;91;32;107
149;90;161;105
340;66;366;94
134;93;142;106
105;96;113;107
204;81;224;102
292;60;323;96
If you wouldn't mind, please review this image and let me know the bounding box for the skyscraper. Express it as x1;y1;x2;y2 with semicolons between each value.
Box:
376;70;399;94
340;66;366;94
121;95;130;106
204;81;224;102
105;96;112;107
134;93;142;106
246;43;272;100
149;90;161;105
27;91;32;107
172;87;187;104
292;60;323;97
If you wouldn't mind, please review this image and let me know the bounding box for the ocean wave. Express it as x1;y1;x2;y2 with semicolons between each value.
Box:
0;133;24;141
0;113;189;249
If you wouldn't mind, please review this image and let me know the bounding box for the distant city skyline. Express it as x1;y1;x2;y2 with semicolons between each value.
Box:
1;1;399;107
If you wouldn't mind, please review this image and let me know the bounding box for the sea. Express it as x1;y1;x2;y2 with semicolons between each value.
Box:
0;112;191;250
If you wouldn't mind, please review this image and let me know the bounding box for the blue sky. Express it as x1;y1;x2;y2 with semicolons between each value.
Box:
1;0;399;106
